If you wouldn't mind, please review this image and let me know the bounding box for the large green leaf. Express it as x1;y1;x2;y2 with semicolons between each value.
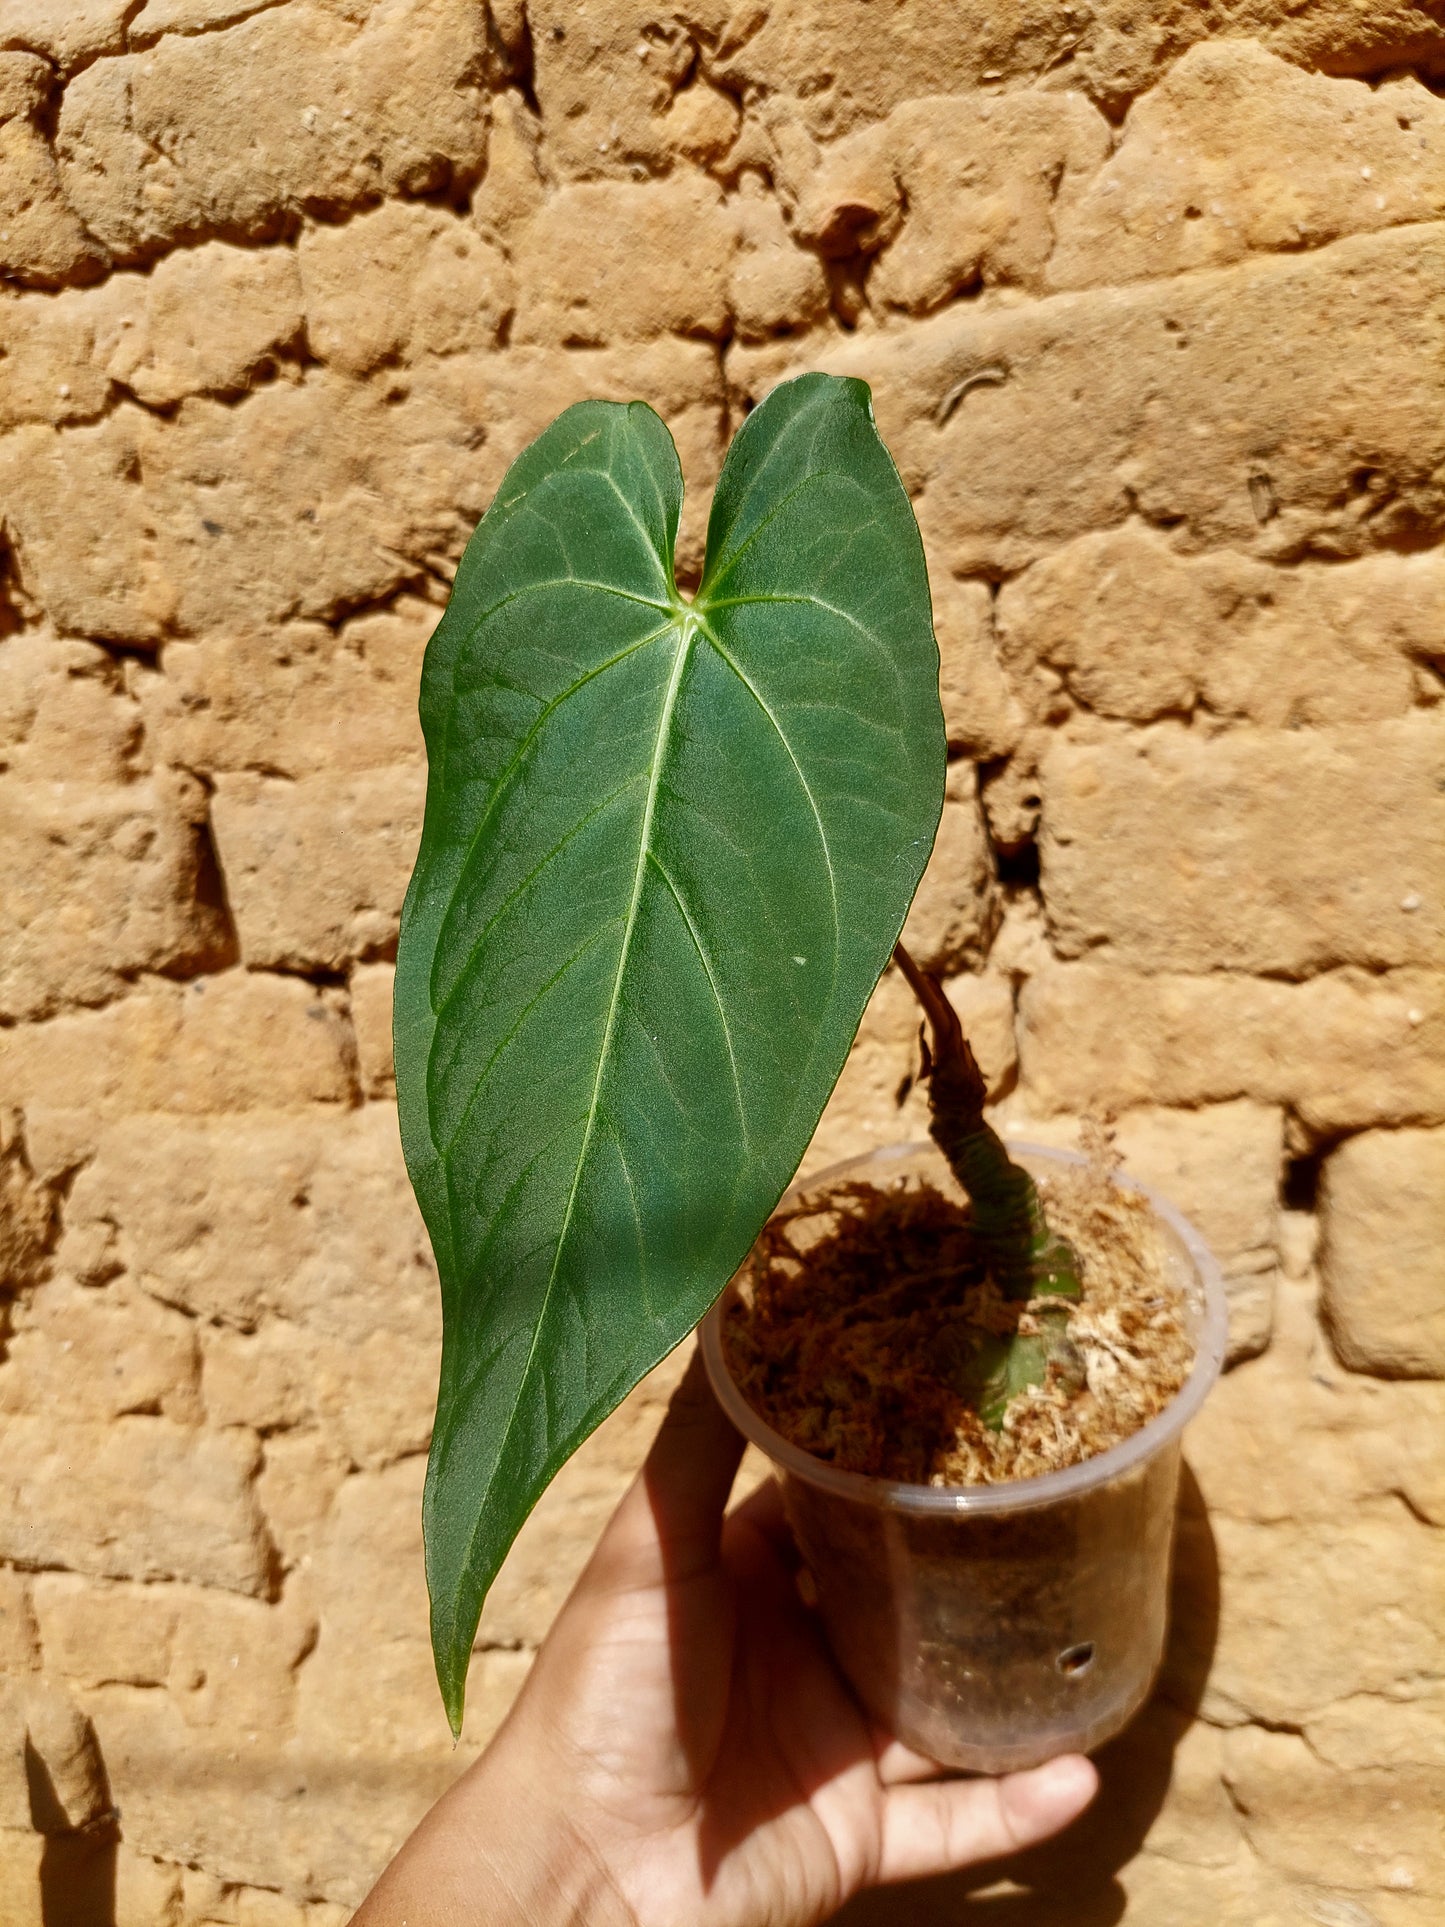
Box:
395;372;945;1731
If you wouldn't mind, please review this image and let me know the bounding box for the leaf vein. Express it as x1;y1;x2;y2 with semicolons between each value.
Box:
437;918;621;1163
646;849;750;1153
598;469;674;594
694;616;842;967
431;618;677;1012
454;621;696;1598
434;773;645;1036
700;470;831;596
700;589;879;643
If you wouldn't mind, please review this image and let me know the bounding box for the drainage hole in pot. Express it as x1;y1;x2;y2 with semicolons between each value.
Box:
1056;1642;1095;1678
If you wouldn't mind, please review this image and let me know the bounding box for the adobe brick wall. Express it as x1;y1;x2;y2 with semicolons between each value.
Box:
1;4;1442;1921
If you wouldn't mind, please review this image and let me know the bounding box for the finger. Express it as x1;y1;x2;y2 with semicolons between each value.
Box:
876;1755;1098;1885
592;1345;745;1590
727;1476;827;1623
726;1472;797;1565
873;1734;954;1786
645;1344;746;1530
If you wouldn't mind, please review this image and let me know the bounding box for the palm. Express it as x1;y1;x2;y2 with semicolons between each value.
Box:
356;1351;1094;1926
510;1352;1095;1927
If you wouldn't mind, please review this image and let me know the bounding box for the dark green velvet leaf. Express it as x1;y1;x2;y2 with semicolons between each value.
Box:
394;373;945;1731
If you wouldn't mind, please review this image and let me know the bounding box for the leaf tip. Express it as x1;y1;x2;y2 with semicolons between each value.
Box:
436;1643;468;1743
430;1584;478;1742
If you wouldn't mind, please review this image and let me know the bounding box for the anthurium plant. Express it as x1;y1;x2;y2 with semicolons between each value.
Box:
395;373;1075;1731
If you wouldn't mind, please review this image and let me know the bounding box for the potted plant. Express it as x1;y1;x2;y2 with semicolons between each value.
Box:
394;373;1227;1767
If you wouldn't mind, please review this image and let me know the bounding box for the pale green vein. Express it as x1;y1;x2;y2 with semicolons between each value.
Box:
599;469;676;593
701;589;882;645
646;848;751;1154
700;469;839;597
452;618;697;1600
430;618;677;1013
433;771;643;1039
694;614;841;954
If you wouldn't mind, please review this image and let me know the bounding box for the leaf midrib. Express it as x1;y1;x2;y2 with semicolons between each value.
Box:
430;617;677;1023
454;611;697;1598
444;565;867;1603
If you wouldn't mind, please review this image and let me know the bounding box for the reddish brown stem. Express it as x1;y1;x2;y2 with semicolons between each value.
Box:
893;942;1081;1304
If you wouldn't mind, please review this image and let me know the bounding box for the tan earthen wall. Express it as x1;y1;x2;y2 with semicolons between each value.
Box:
1;3;1443;1921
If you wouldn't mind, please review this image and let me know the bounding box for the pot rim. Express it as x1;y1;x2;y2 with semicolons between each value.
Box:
700;1136;1229;1517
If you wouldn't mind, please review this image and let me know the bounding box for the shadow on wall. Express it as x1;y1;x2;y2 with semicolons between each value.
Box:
26;1735;118;1927
836;1462;1221;1927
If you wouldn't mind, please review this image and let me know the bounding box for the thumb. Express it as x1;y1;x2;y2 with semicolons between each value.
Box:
877;1754;1099;1887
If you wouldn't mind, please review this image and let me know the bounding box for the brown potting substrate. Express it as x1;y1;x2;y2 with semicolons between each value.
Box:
723;1152;1194;1485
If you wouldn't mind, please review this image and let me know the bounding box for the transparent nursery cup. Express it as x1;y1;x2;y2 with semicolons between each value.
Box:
700;1140;1228;1774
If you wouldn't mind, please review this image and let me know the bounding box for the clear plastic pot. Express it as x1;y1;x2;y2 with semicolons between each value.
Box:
701;1140;1228;1774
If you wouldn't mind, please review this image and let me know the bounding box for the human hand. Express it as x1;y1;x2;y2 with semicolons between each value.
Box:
355;1347;1098;1926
